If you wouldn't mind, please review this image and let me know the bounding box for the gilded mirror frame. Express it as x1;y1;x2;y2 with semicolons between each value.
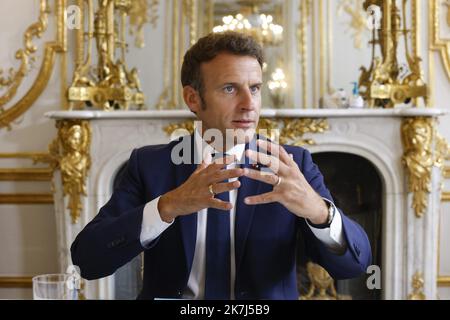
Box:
0;0;67;129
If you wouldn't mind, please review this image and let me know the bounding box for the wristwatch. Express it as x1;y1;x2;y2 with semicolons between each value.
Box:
308;201;335;229
326;201;335;225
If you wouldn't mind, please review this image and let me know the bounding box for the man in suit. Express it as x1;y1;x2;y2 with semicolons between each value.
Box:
71;32;372;300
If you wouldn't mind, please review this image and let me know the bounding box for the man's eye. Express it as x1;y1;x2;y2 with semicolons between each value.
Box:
223;86;235;93
251;86;261;94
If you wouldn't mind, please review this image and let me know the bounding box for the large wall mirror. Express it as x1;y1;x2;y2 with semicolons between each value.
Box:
145;0;381;110
66;0;429;110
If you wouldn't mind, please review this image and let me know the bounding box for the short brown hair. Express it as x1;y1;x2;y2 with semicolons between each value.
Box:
181;32;264;94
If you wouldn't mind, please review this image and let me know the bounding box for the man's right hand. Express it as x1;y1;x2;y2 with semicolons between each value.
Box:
157;155;245;223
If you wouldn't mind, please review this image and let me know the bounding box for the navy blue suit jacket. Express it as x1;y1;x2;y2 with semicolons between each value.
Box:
71;135;372;300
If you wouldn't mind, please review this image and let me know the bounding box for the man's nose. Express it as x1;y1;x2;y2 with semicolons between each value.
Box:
238;88;256;111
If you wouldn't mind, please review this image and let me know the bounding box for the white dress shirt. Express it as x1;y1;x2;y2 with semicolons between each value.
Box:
140;131;346;299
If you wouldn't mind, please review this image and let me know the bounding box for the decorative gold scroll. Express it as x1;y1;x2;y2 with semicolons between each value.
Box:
280;118;329;146
401;117;435;218
0;0;66;130
430;0;450;82
51;120;91;224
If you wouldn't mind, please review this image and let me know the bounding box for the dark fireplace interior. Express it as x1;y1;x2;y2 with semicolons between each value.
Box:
296;152;383;300
112;151;383;300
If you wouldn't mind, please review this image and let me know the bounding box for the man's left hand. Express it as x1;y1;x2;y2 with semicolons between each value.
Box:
243;140;329;225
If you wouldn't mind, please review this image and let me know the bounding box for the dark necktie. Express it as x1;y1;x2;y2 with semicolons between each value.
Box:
204;153;231;300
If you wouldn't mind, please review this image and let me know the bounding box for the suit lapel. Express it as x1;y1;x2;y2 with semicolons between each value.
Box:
174;135;198;276
235;138;262;274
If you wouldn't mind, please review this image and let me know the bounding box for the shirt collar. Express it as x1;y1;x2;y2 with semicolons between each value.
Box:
194;129;245;164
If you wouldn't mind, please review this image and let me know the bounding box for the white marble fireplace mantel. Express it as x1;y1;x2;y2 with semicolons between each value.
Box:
46;108;447;120
46;108;447;300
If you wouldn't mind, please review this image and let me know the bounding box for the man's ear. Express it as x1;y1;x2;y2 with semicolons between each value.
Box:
183;86;201;113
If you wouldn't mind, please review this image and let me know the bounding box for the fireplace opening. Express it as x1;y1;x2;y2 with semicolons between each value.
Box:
111;152;382;300
297;152;383;300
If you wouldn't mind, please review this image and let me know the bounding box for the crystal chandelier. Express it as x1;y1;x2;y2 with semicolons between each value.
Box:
212;4;283;46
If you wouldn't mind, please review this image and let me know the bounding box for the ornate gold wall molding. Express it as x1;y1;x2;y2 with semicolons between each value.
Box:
0;152;55;166
407;272;426;300
297;0;312;108
401;117;445;217
443;191;450;201
0;168;53;181
0;152;56;203
129;0;160;48
0;0;66;130
0;194;53;204
337;0;368;50
444;166;450;179
51;120;91;224
0;276;33;288
436;135;450;202
438;276;450;286
430;0;450;82
156;0;198;109
0;152;56;181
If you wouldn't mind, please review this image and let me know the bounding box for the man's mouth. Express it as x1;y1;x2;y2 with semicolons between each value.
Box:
233;120;255;124
232;120;255;128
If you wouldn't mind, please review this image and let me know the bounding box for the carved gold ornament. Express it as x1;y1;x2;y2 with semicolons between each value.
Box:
436;135;450;202
51;120;91;224
280;118;329;146
257;118;281;142
338;0;369;49
430;0;450;82
407;272;426;300
129;0;159;48
359;0;428;108
68;0;145;110
0;0;66;129
299;262;351;300
401;118;436;218
163;118;329;147
435;134;450;169
163;120;195;137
